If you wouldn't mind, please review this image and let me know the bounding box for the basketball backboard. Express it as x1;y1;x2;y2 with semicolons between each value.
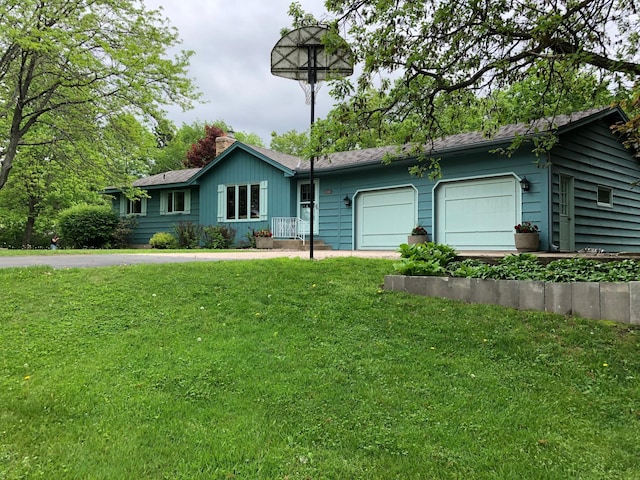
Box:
270;25;353;83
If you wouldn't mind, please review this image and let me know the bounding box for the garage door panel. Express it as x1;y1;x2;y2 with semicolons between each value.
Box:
436;176;518;250
443;231;515;249
361;204;414;234
356;187;416;250
444;197;515;231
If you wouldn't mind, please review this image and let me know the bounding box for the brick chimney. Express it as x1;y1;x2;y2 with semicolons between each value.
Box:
215;132;236;157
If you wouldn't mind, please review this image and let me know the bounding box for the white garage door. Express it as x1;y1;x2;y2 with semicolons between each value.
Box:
356;187;416;250
435;176;519;250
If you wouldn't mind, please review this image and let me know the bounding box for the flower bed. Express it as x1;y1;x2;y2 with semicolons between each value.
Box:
384;274;640;324
388;244;640;324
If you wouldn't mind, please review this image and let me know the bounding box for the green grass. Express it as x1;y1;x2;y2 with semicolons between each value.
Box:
1;258;639;479
0;248;239;256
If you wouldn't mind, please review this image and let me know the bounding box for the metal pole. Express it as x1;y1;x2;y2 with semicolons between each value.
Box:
308;46;317;260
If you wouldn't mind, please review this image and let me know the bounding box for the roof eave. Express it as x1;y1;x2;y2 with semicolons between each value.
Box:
188;143;296;185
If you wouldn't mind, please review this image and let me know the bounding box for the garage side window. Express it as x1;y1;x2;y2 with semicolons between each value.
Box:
597;186;613;208
218;182;267;222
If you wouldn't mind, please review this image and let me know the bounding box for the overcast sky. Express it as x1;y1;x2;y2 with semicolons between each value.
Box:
143;0;339;146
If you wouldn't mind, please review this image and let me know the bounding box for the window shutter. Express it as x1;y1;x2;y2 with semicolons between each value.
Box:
119;196;126;216
260;181;268;220
141;197;148;216
217;185;225;222
160;191;167;215
184;190;191;214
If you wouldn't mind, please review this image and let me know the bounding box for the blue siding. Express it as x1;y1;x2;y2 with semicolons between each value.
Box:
114;187;200;245
551;119;640;252
196;149;295;244
110;110;636;252
316;150;546;250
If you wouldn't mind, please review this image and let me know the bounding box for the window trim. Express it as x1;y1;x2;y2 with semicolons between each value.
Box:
119;196;147;216
218;181;267;222
160;189;191;215
596;185;613;208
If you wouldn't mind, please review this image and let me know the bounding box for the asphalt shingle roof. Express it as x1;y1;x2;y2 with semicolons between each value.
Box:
248;144;302;171
132;168;201;188
112;106;620;190
302;107;616;172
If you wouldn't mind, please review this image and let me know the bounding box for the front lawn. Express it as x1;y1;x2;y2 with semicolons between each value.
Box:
1;258;638;479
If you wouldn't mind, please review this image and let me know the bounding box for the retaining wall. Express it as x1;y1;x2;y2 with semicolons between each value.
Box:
383;275;640;324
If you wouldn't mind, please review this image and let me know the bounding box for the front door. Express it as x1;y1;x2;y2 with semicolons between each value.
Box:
297;180;319;235
559;175;575;252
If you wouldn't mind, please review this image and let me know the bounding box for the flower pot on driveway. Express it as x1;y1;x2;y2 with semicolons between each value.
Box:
255;237;274;249
408;234;428;245
514;233;539;252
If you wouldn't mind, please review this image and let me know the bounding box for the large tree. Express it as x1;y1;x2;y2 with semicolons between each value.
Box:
0;0;199;190
316;0;639;157
270;129;309;156
183;121;264;169
0;113;155;246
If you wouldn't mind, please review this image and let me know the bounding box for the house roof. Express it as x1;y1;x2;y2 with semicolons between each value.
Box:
105;106;627;193
132;168;201;188
302;106;626;172
248;144;302;171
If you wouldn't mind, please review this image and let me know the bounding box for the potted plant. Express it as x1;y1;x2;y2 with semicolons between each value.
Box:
254;227;274;249
408;226;428;245
514;221;539;252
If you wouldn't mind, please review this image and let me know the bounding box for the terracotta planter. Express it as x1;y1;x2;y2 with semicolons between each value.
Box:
408;234;428;245
514;233;539;252
255;237;274;249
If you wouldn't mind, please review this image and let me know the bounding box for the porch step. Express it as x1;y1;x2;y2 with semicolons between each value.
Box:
272;239;332;251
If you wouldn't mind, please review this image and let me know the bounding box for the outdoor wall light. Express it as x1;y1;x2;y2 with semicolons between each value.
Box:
520;176;531;192
343;195;352;207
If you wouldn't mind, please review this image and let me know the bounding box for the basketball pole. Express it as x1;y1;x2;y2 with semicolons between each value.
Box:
308;45;317;260
271;26;353;260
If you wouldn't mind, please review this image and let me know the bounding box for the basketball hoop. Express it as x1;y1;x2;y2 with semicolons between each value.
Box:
298;80;323;105
271;26;353;259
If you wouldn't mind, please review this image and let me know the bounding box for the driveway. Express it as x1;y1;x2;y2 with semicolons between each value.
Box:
0;250;400;269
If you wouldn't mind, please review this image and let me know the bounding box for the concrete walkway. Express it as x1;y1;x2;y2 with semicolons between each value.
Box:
0;249;401;269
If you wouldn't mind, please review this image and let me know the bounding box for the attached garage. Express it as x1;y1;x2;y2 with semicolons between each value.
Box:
435;175;520;250
355;186;417;250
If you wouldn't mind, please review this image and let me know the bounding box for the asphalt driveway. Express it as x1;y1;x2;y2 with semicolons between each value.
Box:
0;250;400;269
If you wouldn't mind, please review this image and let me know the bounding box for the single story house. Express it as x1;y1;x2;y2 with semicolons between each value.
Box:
104;106;640;252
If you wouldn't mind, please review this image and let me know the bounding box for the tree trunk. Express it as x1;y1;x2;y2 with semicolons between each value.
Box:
22;196;39;248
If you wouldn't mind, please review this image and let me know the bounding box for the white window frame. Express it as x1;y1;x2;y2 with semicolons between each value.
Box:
596;186;613;208
218;181;267;222
119;196;147;216
160;189;191;215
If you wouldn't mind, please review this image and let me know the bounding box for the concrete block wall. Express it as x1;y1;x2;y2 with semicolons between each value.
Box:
383;276;640;325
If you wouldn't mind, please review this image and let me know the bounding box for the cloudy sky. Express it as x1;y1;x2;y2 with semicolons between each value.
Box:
143;0;340;145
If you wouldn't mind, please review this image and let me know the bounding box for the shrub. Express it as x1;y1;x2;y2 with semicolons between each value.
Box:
481;253;545;280
394;242;458;276
58;205;119;249
202;224;237;249
244;230;256;249
111;216;137;249
149;232;178;249
398;242;457;265
403;251;640;282
174;221;202;249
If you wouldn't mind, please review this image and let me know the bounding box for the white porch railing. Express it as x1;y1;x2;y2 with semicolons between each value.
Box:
272;217;308;243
